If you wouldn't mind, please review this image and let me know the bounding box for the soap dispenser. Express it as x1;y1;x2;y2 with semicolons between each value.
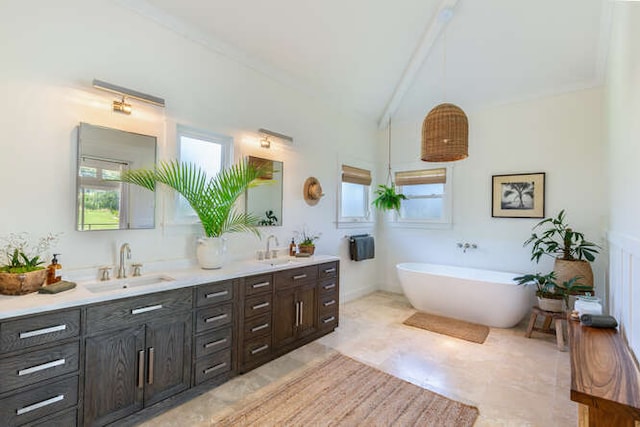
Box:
46;254;62;285
289;239;296;257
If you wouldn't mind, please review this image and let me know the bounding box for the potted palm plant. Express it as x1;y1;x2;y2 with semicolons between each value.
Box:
120;160;262;269
514;271;591;312
523;210;600;288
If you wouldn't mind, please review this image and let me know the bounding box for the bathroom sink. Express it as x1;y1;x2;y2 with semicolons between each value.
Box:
257;258;300;267
85;274;175;293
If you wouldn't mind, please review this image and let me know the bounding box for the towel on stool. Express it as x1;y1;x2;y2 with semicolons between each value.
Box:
349;235;374;261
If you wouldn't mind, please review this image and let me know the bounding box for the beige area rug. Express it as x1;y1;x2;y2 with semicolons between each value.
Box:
213;353;479;426
403;312;490;344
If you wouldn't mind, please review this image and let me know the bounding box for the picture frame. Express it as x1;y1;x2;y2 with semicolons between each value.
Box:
492;172;545;218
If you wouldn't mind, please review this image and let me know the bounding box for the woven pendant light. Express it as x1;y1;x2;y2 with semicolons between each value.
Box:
421;103;468;162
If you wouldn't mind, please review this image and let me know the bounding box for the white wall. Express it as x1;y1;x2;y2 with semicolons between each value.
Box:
605;3;640;358
379;88;607;296
0;0;378;301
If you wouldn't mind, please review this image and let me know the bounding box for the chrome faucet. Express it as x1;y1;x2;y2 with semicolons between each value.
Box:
118;243;131;279
457;242;478;253
265;235;279;259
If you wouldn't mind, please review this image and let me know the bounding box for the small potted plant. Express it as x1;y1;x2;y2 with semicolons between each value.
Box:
523;210;600;288
0;233;59;295
372;184;407;212
295;228;321;255
514;271;591;312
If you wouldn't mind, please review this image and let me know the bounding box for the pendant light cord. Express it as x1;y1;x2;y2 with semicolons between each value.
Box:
387;118;393;186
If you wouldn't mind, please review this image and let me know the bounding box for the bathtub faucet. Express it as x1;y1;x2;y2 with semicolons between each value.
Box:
457;242;478;253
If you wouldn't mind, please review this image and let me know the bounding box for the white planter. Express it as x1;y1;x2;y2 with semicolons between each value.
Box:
537;296;564;313
196;237;227;269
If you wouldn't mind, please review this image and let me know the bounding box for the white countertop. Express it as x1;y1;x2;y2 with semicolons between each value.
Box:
0;255;339;321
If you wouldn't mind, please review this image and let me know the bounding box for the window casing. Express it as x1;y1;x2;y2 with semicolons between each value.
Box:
394;167;452;226
338;164;372;226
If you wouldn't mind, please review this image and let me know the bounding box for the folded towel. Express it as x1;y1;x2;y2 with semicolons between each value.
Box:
349;235;375;261
580;314;618;328
38;280;77;294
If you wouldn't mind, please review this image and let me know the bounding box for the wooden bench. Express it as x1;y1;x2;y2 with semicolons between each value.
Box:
568;317;640;426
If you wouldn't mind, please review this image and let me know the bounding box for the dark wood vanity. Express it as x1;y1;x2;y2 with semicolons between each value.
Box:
0;259;339;426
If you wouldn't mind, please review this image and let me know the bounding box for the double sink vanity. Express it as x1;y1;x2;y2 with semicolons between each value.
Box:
0;256;340;426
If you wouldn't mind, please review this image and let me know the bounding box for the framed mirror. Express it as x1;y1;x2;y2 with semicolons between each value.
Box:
76;123;157;231
246;156;283;226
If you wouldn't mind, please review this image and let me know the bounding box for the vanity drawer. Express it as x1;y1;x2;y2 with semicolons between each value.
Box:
0;375;78;426
244;294;273;319
243;274;273;297
86;288;192;334
319;279;338;295
196;280;234;307
194;349;231;385
243;313;272;340
30;408;77;427
242;335;272;366
274;266;318;290
318;294;339;315
195;303;233;333
194;327;232;359
318;262;338;280
0;341;79;394
319;312;339;330
0;309;80;353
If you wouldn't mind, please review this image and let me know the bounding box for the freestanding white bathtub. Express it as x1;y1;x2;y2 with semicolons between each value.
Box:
396;263;535;328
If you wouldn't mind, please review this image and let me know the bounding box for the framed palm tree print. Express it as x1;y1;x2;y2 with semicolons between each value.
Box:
492;172;545;218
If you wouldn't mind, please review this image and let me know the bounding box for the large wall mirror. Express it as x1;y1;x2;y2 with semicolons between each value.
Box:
246;156;283;226
76;123;157;231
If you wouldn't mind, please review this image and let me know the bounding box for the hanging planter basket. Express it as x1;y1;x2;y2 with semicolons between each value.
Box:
421;103;469;162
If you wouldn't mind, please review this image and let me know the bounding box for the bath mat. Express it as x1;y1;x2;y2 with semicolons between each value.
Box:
213;353;479;426
403;312;490;344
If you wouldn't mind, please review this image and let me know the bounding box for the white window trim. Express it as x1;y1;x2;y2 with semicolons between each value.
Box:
389;164;453;230
336;158;374;229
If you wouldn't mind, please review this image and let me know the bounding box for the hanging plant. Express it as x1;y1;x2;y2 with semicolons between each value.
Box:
372;185;407;212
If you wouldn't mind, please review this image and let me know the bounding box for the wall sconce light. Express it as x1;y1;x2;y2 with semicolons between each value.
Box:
92;79;165;115
258;128;293;149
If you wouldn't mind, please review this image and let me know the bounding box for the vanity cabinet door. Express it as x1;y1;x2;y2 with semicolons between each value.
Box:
273;283;317;349
143;312;192;407
84;326;145;427
297;283;318;339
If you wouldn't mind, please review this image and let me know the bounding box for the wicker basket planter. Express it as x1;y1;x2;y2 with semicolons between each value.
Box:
537;296;564;313
298;244;315;255
554;259;593;289
0;269;47;295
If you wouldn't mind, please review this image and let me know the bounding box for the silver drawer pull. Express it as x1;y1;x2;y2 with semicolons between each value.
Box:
252;302;270;310
324;268;336;274
204;338;228;349
293;274;307;280
252;281;270;289
205;314;228;323
251;323;269;332
323;283;336;290
203;362;227;375
19;324;66;339
322;316;336;324
131;304;162;315
323;300;336;307
16;394;64;415
18;358;66;376
206;290;229;299
250;344;269;355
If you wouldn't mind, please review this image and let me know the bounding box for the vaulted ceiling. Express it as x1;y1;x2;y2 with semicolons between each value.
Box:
120;0;608;124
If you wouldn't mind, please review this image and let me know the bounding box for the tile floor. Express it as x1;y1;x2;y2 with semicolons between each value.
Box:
141;291;576;426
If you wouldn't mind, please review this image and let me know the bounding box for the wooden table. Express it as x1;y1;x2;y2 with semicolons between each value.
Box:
568;317;640;426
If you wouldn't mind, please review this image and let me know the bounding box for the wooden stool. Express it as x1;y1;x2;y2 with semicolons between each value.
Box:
525;306;567;351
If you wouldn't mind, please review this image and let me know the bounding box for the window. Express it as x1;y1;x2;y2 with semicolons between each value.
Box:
338;164;372;225
77;157;127;230
395;167;451;226
177;125;232;218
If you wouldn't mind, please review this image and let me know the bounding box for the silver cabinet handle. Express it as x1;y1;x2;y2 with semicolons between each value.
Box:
252;281;270;289
205;290;229;299
294;301;300;327
19;324;66;339
137;350;145;389
205;313;228;323
323;299;336;307
323;316;336;324
323;283;336;290
293;274;307;280
203;362;227;375
250;344;269;355
16;394;64;415
18;358;66;376
131;304;162;315
204;338;228;349
252;302;270;310
147;347;154;385
299;301;304;326
324;268;336;274
251;323;269;333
